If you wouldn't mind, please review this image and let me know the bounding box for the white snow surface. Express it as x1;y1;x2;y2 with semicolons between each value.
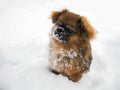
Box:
0;0;120;90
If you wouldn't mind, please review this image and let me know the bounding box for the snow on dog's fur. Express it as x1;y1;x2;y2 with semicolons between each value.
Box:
49;9;96;82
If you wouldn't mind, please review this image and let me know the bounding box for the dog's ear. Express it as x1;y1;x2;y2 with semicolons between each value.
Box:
78;16;96;40
50;9;68;23
51;11;61;23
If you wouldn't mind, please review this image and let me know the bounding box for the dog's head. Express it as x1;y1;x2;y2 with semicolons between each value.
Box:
50;9;96;43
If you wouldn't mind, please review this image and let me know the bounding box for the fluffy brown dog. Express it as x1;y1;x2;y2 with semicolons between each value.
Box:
49;9;96;82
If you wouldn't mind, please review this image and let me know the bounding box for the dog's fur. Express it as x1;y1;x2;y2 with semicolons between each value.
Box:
49;9;96;82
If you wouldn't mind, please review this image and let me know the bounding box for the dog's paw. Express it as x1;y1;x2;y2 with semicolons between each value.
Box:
82;60;91;73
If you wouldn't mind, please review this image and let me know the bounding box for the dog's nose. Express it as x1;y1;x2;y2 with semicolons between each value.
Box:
54;27;69;42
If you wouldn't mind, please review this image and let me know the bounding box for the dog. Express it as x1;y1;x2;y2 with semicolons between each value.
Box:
48;9;96;82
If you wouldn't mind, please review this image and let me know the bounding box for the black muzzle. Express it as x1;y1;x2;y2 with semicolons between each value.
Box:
54;23;72;42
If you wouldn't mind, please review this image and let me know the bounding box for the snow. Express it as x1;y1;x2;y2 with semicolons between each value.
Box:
0;0;120;90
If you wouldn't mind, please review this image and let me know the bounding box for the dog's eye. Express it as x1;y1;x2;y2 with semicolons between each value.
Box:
66;26;77;34
70;30;77;34
66;25;71;29
57;23;77;34
69;30;74;33
58;22;63;26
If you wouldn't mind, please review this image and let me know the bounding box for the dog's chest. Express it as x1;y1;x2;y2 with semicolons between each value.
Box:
49;48;83;71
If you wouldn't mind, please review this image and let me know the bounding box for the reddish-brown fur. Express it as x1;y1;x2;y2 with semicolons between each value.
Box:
49;9;96;82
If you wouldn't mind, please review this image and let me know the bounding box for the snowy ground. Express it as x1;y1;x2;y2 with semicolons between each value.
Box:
0;0;120;90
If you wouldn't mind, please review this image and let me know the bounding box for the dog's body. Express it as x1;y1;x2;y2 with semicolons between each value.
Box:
49;9;96;82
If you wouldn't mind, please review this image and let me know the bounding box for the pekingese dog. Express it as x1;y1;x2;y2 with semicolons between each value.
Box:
48;9;96;82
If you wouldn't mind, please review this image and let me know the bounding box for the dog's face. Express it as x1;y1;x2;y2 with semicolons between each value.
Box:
50;9;96;43
53;22;77;42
